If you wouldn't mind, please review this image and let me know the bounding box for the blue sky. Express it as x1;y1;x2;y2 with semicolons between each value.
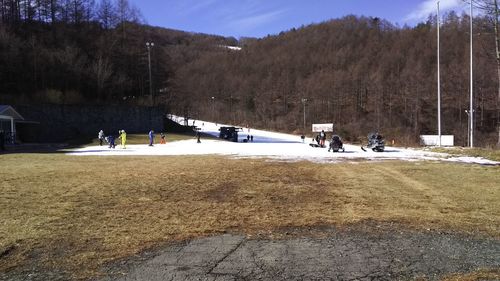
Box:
131;0;469;38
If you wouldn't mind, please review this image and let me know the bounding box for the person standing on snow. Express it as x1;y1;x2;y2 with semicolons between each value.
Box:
119;130;127;149
196;130;201;143
107;134;116;149
319;130;326;148
160;133;166;144
148;130;155;146
98;130;105;146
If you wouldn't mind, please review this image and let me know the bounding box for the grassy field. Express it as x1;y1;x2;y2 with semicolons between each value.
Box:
0;154;499;279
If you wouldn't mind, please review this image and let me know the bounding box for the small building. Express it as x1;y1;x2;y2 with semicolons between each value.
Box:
420;135;454;146
0;105;25;144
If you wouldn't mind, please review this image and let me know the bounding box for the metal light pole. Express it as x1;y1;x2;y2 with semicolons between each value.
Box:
301;98;307;135
211;96;215;122
437;1;442;147
469;1;474;147
146;42;154;105
465;110;471;146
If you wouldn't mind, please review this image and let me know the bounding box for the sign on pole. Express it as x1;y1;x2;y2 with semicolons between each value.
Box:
312;123;334;132
420;135;454;146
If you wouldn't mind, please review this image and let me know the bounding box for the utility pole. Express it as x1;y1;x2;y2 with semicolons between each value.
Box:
437;1;442;147
470;1;474;147
495;0;500;147
302;98;307;136
211;96;215;122
146;42;154;105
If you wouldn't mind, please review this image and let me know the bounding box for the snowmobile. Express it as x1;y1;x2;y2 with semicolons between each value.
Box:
328;135;345;152
361;132;385;152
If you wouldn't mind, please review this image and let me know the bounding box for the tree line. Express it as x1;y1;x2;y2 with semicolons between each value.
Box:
173;14;500;146
0;0;235;105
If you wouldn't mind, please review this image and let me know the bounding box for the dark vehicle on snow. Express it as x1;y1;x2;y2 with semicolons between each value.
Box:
328;135;345;152
219;126;241;142
362;132;385;152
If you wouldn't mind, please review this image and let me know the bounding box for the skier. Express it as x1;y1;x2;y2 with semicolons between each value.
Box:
119;130;127;149
148;130;155;146
250;135;253;142
107;134;116;149
98;130;105;146
196;131;201;143
160;133;166;144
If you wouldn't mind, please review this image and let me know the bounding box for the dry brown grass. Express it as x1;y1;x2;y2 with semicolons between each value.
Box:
431;147;500;162
0;154;499;279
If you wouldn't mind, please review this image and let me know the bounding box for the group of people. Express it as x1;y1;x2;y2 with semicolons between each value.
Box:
313;130;328;148
98;129;127;149
98;129;167;149
148;130;167;146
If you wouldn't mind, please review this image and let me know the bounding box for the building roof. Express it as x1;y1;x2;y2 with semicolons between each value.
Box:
0;105;25;120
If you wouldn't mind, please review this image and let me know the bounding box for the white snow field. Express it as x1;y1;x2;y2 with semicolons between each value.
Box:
68;117;499;166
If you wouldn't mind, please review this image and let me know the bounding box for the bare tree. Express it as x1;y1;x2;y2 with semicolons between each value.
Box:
96;0;115;29
469;0;500;145
92;55;113;99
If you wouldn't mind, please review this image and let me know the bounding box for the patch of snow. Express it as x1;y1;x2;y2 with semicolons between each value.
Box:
219;45;242;51
67;117;500;166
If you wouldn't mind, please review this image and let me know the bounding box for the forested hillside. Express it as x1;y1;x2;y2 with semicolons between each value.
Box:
1;1;499;146
0;0;237;105
176;14;499;146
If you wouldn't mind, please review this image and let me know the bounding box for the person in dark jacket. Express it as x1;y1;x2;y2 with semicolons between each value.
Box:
148;130;155;146
108;134;116;149
196;131;201;143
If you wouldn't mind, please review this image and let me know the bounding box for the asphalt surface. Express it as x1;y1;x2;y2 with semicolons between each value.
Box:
99;226;500;281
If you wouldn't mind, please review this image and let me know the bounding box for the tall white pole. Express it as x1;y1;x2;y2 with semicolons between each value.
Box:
211;96;215;121
302;98;307;135
146;42;154;105
437;1;442;147
470;1;474;147
10;117;14;144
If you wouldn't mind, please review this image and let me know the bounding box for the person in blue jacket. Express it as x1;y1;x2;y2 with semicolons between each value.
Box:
148;130;155;146
107;134;115;149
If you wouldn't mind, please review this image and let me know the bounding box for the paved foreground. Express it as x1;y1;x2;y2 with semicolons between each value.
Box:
100;226;500;281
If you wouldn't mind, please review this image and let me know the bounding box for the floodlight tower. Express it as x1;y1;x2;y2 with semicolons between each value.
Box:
469;1;474;147
437;1;442;147
301;98;308;135
211;96;215;121
146;42;154;105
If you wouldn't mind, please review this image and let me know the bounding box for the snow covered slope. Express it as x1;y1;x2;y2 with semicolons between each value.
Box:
67;117;500;166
